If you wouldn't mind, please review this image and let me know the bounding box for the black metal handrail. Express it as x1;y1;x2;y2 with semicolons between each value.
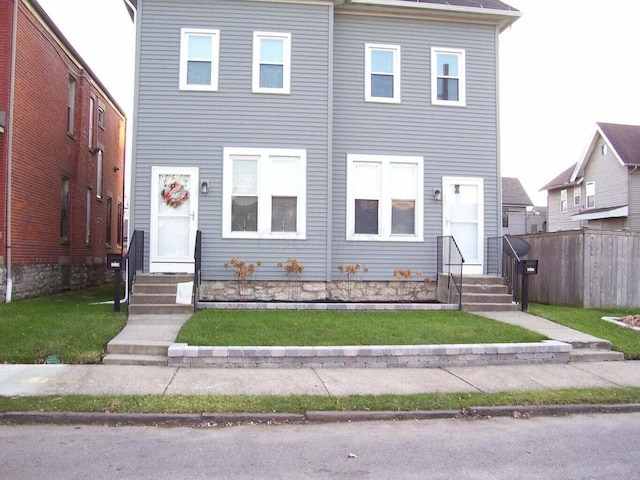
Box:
194;230;202;311
126;230;144;302
437;235;465;309
485;236;521;303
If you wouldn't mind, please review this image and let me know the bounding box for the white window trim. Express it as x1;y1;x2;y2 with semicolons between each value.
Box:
252;31;291;95
560;189;567;212
179;28;220;91
346;154;424;242
365;43;401;104
586;181;596;209
222;148;306;239
431;47;466;107
573;186;581;207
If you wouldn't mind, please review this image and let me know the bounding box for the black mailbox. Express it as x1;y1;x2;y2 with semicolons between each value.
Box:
518;259;538;275
107;254;123;271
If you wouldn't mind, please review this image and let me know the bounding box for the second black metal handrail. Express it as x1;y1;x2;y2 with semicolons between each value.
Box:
126;230;144;302
194;230;202;311
437;235;465;309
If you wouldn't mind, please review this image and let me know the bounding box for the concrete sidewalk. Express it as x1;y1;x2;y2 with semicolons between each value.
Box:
1;361;640;398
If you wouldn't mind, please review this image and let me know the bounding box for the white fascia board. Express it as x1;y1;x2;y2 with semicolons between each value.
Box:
571;206;628;221
340;0;522;31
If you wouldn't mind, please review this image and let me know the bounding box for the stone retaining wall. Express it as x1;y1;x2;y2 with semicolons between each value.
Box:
9;263;111;300
168;341;571;368
199;280;436;303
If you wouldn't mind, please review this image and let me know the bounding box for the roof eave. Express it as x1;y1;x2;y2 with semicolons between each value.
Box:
337;0;522;31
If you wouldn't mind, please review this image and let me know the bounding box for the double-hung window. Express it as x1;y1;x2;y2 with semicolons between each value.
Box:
347;154;423;241
573;186;581;206
365;44;400;103
179;28;220;91
560;189;567;212
252;32;291;94
223;148;306;239
431;47;465;106
586;182;595;209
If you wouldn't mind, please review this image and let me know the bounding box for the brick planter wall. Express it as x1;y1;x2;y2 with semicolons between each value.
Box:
168;341;572;368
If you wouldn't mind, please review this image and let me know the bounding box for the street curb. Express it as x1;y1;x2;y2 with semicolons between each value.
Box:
2;404;640;426
0;411;305;427
467;403;640;418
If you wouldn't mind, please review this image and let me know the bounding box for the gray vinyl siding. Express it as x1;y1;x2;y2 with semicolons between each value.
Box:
503;207;526;235
546;187;584;232
132;0;332;280
331;14;500;279
584;138;629;210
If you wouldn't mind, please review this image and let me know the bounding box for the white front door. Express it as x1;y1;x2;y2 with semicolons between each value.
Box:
442;177;484;274
150;166;199;273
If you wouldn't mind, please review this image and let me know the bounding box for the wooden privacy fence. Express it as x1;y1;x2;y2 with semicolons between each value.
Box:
517;230;640;309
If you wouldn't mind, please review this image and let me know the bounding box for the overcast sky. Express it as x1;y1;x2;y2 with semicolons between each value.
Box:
37;0;640;206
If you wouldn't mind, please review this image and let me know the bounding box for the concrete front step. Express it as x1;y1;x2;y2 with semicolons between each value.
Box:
107;339;173;356
102;353;168;366
570;349;625;362
133;284;181;295
461;293;514;304
462;275;506;285
134;274;194;285
568;339;614;350
463;302;518;312
128;304;194;315
130;293;190;305
462;284;510;294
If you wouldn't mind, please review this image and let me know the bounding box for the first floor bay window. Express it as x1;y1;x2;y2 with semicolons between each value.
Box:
347;154;423;241
223;148;306;239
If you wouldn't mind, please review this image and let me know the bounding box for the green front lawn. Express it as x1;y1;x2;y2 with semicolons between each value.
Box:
528;304;640;359
0;285;127;364
176;310;546;346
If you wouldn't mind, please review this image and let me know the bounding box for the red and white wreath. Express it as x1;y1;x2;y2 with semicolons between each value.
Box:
161;175;189;208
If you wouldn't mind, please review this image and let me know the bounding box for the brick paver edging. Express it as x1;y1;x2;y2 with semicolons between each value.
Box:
167;340;571;368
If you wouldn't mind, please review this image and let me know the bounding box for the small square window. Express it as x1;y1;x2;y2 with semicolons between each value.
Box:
431;47;465;106
365;44;400;103
253;32;291;94
179;28;220;91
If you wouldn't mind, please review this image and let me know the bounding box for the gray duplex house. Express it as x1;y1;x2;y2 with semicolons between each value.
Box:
125;0;521;301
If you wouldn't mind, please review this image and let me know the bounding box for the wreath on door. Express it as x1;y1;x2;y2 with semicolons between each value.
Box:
161;175;189;208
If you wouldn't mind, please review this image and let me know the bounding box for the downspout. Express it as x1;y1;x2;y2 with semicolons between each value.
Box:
5;0;19;302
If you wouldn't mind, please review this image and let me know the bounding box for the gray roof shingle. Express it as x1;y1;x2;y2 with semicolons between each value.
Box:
597;122;640;166
398;0;519;11
502;177;533;206
540;163;577;192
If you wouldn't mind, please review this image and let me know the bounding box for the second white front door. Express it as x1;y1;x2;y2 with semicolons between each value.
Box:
442;177;484;274
150;166;199;273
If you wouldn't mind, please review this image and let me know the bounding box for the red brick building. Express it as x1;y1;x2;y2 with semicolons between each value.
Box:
0;0;126;300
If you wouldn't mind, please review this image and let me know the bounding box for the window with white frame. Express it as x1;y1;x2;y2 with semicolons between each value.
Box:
560;189;567;212
179;28;220;91
431;47;465;106
252;32;291;94
88;96;95;149
365;44;401;103
347;154;423;241
223;148;306;238
586;181;595;209
67;75;76;134
573;185;581;206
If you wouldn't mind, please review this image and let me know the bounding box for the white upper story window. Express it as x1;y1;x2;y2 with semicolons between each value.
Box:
432;47;466;106
365;44;401;103
179;28;220;91
253;32;291;94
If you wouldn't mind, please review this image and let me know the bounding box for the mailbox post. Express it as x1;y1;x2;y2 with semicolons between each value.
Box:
107;254;123;312
517;259;538;311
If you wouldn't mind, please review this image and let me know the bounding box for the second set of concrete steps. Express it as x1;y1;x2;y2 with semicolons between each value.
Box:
461;275;518;312
103;274;194;365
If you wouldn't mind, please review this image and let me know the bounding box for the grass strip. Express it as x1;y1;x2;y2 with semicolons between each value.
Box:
528;304;640;359
2;388;640;415
177;310;546;346
0;285;127;364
